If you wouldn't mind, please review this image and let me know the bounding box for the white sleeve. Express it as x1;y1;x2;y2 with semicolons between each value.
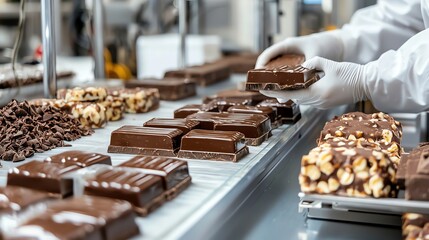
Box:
363;28;429;113
338;0;424;64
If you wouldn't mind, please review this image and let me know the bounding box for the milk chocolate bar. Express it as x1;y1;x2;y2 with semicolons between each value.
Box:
264;54;305;69
7;161;80;197
143;118;200;134
44;150;111;167
186;112;271;146
405;145;429;200
219;53;259;73
402;213;429;240
177;129;249;162
108;88;160;113
246;65;322;91
108;126;183;156
125;78;197;100
57;87;108;102
84;168;165;216
214;99;251;112
227;105;278;124
174;103;218;118
203;89;268;106
0;186;51;214
119;156;191;200
257;99;301;124
164;61;230;86
299;145;397;198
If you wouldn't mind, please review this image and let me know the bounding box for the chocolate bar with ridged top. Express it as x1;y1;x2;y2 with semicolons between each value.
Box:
0;186;51;214
203;89;268;106
174;103;218;118
143;118;200;134
125;78;197;100
227;105;277;125
44;150;111;167
164;61;230;86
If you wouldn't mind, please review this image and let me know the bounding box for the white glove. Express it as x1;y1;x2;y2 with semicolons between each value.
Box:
260;57;366;109
255;30;344;68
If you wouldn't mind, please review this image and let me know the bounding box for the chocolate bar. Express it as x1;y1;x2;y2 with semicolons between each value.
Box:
164;61;231;86
57;87;108;102
84;168;165;216
257;99;301;124
264;54;305;69
108;87;160;113
44;150;111;167
177;129;249;162
108;126;183;156
203;89;268;106
143;118;200;134
405;145;429;200
125;78;197;100
299;145;397;198
227;105;278;125
174;103;218;118
186;112;271;146
7;161;80;197
402;213;429;240
398;143;429;190
213;98;251;112
219;53;259;73
119;156;191;200
0;186;51;214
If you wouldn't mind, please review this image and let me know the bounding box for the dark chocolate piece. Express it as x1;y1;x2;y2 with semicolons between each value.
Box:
177;129;249;162
227;105;278;124
84;168;165;216
174;103;218;118
257;99;301;123
125;78;197;100
186;112;271;146
119;156;191;200
7;160;80;197
219;53;259;73
0;186;51;214
108;126;183;156
405;146;429;200
214;99;251;112
203;89;268;106
164;61;231;86
45;150;111;168
264;54;305;69
143;118;200;134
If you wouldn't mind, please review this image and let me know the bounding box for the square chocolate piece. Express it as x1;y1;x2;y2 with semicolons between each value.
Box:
143;118;200;134
0;186;51;214
227;105;278;125
44;150;112;168
125;78;197;100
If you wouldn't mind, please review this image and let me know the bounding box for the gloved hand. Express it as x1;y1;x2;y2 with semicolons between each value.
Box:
255;30;344;68
260;57;366;109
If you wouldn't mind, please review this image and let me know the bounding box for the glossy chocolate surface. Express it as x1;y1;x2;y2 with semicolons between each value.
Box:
180;129;246;153
125;78;196;100
143;118;200;135
203;89;267;106
257;99;299;120
227;105;277;123
214;99;251;112
174;103;218;118
0;186;50;213
44;150;111;168
264;54;305;69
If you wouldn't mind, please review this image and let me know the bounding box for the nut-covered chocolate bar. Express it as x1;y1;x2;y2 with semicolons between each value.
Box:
405;143;429;200
164;61;231;86
178;129;249;162
402;213;429;240
119;156;192;200
174;103;218;118
299;146;398;198
125;78;197;100
398;143;429;190
143;118;200;134
108;126;183;156
57;87;108;102
108;88;160;113
257;99;301;124
44;150;112;167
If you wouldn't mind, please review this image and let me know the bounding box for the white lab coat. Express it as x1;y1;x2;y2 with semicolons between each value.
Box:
337;0;429;112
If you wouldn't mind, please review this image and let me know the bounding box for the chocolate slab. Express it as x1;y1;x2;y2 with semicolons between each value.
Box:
108;126;183;156
7;160;80;197
219;53;259;73
178;129;249;162
246;65;322;91
405;145;429;200
227;105;278;125
164;61;231;86
44;150;112;168
125;78;197;100
0;186;51;214
203;89;268;106
84;168;165;216
264;54;305;69
119;156;191;200
143;118;200;134
257;99;301;123
214;98;251;112
186;112;272;146
174;103;218;118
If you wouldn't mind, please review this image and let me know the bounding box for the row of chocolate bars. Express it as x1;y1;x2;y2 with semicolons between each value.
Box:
298;111;429;239
1;151;191;239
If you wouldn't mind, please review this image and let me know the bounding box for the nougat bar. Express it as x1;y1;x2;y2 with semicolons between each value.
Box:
119;156;191;200
108;126;183;156
125;78;197;100
57;87;108;102
299;146;397;198
143;118;200;134
257;99;301;124
84;168;165;216
177;129;249;162
44;150;111;167
108;88;160;113
174;103;218;118
164;61;231;86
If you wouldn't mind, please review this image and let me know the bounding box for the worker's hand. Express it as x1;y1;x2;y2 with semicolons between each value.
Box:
260;57;366;109
255;30;344;68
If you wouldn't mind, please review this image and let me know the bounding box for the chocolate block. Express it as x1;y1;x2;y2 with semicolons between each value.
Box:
299;146;397;198
174;103;218;118
143;118;200;134
119;156;191;200
0;186;51;214
257;99;301;124
402;213;429;240
125;78;197;100
214;98;251;112
203;89;268;106
220;53;259;73
108;126;183;156
227;105;278;124
7;161;80;197
178;129;249;162
164;61;231;86
264;54;305;69
84;168;165;216
108;87;160;113
57;87;108;102
246;65;322;91
405;145;429;200
44;150;111;167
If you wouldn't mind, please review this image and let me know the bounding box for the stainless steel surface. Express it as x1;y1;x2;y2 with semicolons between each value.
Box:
178;0;187;68
190;0;202;34
255;0;281;52
41;0;57;98
93;0;105;79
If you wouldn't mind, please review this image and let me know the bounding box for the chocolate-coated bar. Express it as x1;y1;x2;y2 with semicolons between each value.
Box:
164;61;230;86
227;105;278;125
174;103;218;118
186;112;271;146
264;54;305;69
213;99;251;112
257;99;301;124
84;168;165;216
402;213;429;240
119;156;192;200
125;78;197;100
143;118;200;134
7;161;80;197
178;129;249;162
203;89;268;106
101;96;125;121
44;150;111;167
108;87;160;113
0;186;51;214
108;126;183;156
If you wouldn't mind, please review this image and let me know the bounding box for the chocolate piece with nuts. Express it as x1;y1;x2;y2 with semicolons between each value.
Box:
402;213;429;240
57;87;108;102
108;88;160;113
